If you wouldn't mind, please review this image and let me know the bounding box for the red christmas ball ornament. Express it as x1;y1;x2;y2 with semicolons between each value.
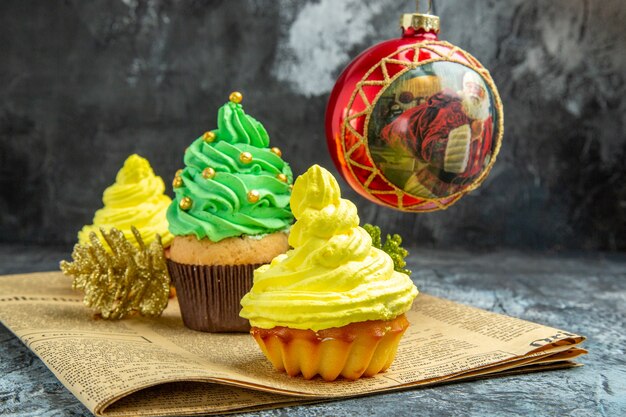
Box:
325;3;504;212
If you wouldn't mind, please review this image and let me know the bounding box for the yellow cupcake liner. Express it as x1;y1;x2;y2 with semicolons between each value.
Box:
251;314;409;381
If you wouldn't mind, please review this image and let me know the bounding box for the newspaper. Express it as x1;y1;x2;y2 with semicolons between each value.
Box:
0;272;586;417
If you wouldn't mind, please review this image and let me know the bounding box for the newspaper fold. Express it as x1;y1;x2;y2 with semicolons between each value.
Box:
0;272;586;417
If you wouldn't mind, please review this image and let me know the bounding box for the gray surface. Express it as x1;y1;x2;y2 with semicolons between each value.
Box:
1;245;625;417
1;0;626;250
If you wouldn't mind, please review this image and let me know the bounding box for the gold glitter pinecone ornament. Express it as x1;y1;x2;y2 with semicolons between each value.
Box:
60;226;171;319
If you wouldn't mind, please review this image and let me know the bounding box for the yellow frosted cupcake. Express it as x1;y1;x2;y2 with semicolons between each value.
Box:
240;165;418;381
78;154;173;248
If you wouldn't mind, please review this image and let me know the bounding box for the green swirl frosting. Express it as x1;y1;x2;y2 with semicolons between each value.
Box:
217;100;270;147
167;98;294;242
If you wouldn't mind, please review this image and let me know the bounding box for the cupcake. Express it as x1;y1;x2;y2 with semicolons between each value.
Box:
78;154;173;248
240;165;418;381
166;92;294;333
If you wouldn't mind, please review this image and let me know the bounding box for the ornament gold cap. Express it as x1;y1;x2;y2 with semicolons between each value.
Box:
400;13;440;33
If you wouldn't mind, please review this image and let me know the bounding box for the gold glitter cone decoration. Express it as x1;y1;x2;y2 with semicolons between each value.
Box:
60;226;170;319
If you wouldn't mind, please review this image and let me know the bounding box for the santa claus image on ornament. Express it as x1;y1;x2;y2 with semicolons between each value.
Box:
374;64;495;198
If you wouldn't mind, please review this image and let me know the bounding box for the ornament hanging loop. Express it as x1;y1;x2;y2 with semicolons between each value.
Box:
416;0;433;14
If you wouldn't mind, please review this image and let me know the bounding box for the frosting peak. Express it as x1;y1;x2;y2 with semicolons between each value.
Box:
288;166;359;248
115;154;154;184
216;101;270;148
290;164;342;218
240;165;418;331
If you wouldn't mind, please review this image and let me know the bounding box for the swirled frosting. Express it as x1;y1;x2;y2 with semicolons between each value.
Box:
240;165;418;331
78;154;173;248
167;98;293;242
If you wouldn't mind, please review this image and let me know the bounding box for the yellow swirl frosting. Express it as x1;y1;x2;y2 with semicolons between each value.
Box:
240;165;418;331
78;154;173;248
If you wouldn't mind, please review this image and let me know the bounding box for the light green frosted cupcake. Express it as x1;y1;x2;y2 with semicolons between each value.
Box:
166;92;294;333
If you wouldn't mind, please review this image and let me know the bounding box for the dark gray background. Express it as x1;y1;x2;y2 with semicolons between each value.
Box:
1;0;625;251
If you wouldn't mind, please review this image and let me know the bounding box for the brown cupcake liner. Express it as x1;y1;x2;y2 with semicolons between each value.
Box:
166;259;262;333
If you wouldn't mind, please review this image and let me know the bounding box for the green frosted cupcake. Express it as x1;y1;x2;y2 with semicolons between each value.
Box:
166;92;294;332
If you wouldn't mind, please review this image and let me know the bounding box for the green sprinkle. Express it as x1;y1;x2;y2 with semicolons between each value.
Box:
363;224;411;276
